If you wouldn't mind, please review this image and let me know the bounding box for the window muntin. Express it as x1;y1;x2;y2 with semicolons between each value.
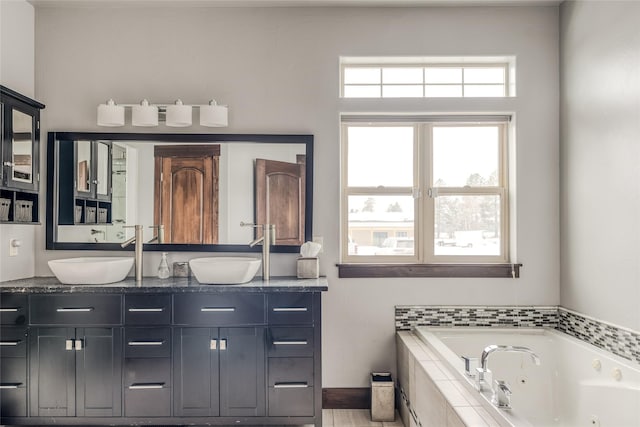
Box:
341;119;508;263
342;63;509;98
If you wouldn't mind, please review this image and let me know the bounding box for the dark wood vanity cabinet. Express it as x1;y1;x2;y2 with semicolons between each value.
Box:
0;288;323;426
0;86;45;223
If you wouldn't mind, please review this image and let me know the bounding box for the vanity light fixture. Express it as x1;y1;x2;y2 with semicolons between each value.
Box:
97;98;229;127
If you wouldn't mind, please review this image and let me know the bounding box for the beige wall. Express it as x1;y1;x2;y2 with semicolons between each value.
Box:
0;0;36;282
31;5;559;387
560;1;640;332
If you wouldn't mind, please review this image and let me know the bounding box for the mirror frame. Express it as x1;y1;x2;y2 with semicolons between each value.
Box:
46;132;313;253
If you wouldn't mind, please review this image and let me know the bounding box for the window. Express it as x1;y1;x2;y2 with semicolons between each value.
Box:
341;58;513;99
341;117;509;266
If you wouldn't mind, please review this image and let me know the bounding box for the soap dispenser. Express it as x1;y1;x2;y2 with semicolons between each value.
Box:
158;252;170;279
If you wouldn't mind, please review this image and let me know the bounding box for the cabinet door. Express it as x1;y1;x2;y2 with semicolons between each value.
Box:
219;327;265;417
173;327;220;416
29;327;76;417
94;141;111;201
75;327;122;417
75;140;93;198
2;105;39;192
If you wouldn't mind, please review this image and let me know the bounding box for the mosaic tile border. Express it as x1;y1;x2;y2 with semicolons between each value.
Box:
557;308;640;365
395;305;559;331
395;305;640;365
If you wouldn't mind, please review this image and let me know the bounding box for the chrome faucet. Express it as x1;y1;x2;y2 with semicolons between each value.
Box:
241;222;275;281
476;344;540;392
492;379;512;409
121;225;143;283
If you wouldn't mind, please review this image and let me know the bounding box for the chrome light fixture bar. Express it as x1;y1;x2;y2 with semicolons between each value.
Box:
97;99;228;127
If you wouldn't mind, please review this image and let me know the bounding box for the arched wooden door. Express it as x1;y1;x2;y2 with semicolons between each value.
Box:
154;145;219;244
255;156;305;246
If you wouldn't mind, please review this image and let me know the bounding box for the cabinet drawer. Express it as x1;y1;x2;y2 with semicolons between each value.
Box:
0;327;28;357
268;293;313;325
30;294;122;325
124;387;171;417
124;358;171;387
268;327;314;357
268;357;314;387
174;294;265;326
268;386;314;417
0;355;28;416
125;295;171;325
125;327;171;358
0;294;28;325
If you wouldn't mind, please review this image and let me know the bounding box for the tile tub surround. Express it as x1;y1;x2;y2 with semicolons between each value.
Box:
395;305;559;330
396;331;501;427
396;305;640;366
558;307;640;365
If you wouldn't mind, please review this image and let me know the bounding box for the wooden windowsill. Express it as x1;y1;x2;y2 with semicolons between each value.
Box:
336;263;522;278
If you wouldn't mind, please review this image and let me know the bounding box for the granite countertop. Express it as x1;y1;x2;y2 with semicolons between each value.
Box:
0;276;328;293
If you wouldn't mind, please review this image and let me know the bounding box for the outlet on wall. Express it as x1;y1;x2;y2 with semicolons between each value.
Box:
9;239;20;257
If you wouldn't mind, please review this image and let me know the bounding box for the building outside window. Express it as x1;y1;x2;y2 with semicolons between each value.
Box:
341;118;509;265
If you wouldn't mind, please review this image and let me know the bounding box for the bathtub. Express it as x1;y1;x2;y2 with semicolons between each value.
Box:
414;327;640;427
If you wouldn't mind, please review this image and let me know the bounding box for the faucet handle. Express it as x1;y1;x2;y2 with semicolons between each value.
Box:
240;221;259;228
461;356;479;378
475;367;492;391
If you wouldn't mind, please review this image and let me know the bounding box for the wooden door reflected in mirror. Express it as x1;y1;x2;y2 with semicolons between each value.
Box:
255;156;305;246
154;145;220;244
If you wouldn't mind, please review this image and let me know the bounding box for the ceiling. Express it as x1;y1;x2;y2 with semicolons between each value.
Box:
29;0;562;8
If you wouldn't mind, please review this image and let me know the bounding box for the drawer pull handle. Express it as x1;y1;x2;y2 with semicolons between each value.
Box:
201;307;235;312
273;340;308;346
0;340;21;346
0;307;20;312
75;339;83;351
56;307;94;312
274;382;309;389
128;308;164;312
220;338;227;350
0;383;22;389
129;383;165;390
65;339;74;351
128;341;164;346
210;339;217;350
273;307;308;312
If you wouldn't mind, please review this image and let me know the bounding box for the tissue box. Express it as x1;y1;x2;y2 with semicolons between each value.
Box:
297;257;319;279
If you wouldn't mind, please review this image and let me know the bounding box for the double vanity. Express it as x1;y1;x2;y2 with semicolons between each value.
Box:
0;276;327;426
0;93;323;425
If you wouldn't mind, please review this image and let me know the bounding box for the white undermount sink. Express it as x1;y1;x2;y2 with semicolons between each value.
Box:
189;257;261;285
48;257;134;285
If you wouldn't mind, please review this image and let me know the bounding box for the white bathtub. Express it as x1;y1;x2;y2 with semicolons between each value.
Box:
414;327;640;427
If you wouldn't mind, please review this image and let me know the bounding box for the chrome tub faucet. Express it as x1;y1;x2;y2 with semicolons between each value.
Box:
475;344;540;402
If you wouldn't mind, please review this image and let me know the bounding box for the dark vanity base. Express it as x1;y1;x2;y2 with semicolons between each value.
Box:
1;416;321;426
0;278;326;427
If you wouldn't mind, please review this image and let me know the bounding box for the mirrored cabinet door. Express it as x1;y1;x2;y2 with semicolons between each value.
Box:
1;102;41;192
0;85;45;224
95;141;111;201
75;140;92;196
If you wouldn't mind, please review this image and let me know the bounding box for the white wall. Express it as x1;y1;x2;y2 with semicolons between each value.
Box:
0;0;35;281
33;5;559;387
560;1;640;332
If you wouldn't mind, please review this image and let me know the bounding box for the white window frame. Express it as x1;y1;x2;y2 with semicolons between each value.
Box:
340;59;513;99
341;117;509;264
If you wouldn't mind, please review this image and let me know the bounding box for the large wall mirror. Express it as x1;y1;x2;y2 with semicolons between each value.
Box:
46;132;313;253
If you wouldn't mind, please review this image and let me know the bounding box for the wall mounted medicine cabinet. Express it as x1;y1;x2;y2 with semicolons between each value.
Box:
0;86;45;224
